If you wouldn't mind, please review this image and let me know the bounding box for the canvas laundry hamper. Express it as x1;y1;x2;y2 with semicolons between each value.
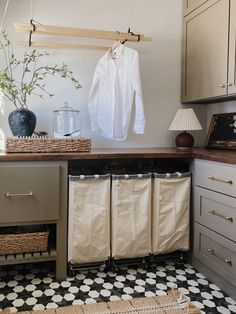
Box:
152;172;191;254
111;173;152;259
68;174;110;264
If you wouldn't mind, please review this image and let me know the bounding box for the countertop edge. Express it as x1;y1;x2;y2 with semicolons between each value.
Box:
1;147;236;164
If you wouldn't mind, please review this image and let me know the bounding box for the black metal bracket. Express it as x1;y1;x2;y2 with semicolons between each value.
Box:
122;27;141;44
28;19;36;47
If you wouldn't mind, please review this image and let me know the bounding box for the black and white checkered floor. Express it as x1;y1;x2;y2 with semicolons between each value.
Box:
0;261;235;313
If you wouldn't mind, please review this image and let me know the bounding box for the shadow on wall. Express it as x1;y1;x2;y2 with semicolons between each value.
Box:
0;91;6;150
0;128;5;151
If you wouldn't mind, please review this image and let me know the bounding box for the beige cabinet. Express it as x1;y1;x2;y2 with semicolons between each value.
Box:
182;0;236;103
183;0;209;16
228;0;236;95
193;159;236;300
0;161;68;281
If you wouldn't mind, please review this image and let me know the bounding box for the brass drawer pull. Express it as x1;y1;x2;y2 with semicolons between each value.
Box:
207;248;232;266
5;192;33;197
208;176;233;185
208;209;233;222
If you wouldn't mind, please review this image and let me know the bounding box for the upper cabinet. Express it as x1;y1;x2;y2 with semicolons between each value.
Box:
181;0;236;103
228;0;236;95
183;0;209;16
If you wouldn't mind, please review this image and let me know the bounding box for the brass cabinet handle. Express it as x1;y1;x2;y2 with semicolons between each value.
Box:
220;84;226;88
208;175;233;185
5;192;33;197
227;82;233;86
208;209;233;222
207;248;232;266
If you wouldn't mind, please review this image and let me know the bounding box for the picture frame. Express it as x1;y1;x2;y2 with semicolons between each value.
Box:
205;112;236;149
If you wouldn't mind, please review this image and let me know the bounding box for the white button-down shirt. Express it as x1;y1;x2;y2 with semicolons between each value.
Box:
88;45;145;141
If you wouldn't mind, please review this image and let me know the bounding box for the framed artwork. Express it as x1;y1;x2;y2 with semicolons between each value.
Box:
205;112;236;149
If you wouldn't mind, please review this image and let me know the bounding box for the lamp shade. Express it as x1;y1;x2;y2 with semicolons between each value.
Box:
169;108;202;131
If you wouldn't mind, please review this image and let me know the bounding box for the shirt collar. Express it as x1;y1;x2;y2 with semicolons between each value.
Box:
106;44;124;60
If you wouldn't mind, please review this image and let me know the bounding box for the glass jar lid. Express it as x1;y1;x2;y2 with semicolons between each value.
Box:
53;102;80;113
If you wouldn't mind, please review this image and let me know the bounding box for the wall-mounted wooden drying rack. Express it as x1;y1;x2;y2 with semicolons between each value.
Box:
14;23;152;51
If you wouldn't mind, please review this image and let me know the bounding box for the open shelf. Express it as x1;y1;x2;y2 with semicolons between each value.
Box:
0;249;57;265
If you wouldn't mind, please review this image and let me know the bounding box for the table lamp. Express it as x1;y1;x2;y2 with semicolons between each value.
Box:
169;108;202;150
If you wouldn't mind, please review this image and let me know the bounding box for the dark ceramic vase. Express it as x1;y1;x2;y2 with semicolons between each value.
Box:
8;108;37;137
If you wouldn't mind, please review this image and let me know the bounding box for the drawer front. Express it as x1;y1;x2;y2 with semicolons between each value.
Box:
195;187;236;241
195;159;236;197
194;223;236;286
0;164;60;223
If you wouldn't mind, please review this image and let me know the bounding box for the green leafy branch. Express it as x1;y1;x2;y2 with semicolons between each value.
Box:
0;30;82;109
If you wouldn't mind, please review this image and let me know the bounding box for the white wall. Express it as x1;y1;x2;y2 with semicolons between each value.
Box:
0;0;206;148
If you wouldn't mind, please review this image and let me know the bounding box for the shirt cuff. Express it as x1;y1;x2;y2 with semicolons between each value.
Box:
133;125;145;134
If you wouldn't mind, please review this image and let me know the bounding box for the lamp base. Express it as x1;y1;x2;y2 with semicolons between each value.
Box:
175;132;194;150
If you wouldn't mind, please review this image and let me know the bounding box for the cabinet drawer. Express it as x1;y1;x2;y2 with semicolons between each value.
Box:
0;164;60;223
194;223;236;286
194;187;236;241
195;159;236;197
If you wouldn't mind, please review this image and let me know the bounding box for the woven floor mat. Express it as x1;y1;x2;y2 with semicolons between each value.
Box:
2;290;201;313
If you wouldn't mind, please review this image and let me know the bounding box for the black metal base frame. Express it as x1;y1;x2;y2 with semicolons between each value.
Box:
68;251;188;276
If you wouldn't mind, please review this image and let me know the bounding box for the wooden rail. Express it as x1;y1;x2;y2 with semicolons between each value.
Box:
14;23;152;50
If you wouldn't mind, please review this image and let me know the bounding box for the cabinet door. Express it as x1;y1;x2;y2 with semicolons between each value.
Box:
183;0;209;16
228;0;236;95
182;0;229;103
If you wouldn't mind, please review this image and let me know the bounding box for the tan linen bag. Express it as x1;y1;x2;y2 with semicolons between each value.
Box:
111;173;152;259
68;174;110;264
152;173;191;254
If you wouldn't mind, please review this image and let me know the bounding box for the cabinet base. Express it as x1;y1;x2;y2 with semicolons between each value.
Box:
192;257;236;300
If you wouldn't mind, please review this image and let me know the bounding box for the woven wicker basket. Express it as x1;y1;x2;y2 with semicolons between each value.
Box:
5;137;91;153
0;231;49;255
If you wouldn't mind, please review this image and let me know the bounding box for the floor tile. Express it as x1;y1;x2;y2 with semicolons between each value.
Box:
0;261;235;313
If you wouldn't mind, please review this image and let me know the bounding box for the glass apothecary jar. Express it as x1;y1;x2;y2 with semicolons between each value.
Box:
53;102;80;138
